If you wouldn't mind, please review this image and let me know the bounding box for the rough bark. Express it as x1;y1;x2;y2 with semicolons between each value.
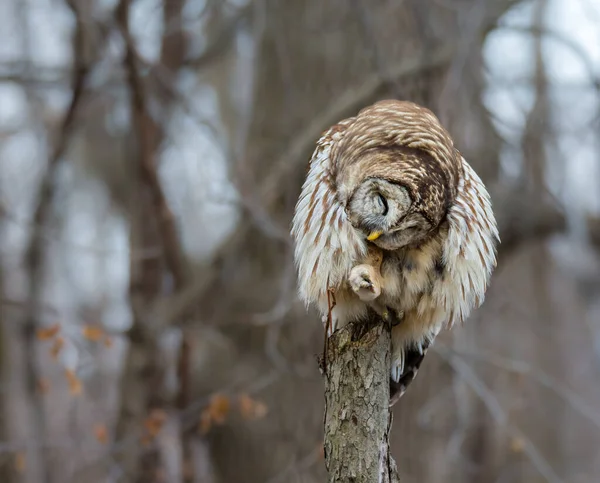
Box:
323;314;400;483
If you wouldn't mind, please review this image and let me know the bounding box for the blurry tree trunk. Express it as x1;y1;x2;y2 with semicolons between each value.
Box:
22;234;51;483
15;5;91;476
0;270;10;483
324;316;400;483
114;0;189;481
514;0;566;476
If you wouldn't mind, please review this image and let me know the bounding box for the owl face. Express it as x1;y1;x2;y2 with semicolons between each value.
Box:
346;177;434;251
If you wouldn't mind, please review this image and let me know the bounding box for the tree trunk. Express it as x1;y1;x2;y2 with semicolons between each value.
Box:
323;314;400;483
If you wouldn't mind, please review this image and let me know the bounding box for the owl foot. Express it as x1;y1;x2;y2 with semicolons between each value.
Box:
349;264;381;302
381;307;403;327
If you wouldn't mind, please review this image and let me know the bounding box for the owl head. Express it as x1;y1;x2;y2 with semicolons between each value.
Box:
345;169;426;251
332;100;462;251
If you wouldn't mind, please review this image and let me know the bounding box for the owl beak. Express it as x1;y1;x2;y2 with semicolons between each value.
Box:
367;231;382;241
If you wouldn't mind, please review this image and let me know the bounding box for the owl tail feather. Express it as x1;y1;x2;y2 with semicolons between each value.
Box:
389;341;433;406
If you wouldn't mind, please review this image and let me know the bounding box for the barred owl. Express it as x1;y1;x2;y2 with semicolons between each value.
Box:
291;100;499;404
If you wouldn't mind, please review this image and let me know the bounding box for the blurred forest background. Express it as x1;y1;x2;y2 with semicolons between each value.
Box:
1;0;600;482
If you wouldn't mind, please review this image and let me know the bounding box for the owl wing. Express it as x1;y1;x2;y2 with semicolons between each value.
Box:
433;157;499;328
291;116;366;310
389;159;498;405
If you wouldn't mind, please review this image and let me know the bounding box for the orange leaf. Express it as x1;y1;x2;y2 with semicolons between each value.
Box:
37;323;60;341
94;423;108;444
239;393;268;420
65;369;82;395
82;325;104;342
208;393;230;424
143;409;167;438
50;336;64;360
252;401;267;419
238;393;253;418
238;393;268;420
14;452;26;473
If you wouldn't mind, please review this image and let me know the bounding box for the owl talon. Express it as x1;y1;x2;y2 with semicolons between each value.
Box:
387;307;403;326
349;264;381;302
391;363;402;383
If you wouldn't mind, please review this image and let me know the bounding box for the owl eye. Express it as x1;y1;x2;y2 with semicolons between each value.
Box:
376;193;389;216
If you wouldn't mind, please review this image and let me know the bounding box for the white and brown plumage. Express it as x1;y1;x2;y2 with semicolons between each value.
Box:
291;100;499;404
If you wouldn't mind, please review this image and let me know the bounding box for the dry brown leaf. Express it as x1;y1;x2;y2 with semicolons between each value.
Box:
103;336;113;348
82;325;104;342
36;323;60;341
14;452;26;473
50;336;64;360
65;369;82;395
252;400;268;419
254;401;269;419
208;393;230;424
94;423;108;444
238;393;268;420
196;394;233;435
238;393;253;419
143;409;167;438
